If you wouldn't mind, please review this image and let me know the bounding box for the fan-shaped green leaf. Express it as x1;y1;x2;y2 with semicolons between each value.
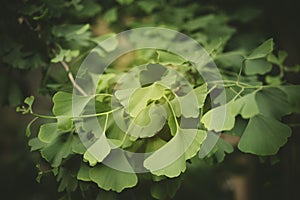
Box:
57;116;73;131
83;135;111;165
90;163;137;192
144;129;206;177
52;92;93;116
150;177;182;199
28;137;46;151
128;83;165;117
238;115;291;155
127;104;167;138
256;88;290;119
244;59;272;75
231;92;259;118
139;64;166;86
41;134;74;167
201;102;235;131
38;123;59;143
247;39;274;60
278;85;300;113
77;164;91;181
156;50;185;65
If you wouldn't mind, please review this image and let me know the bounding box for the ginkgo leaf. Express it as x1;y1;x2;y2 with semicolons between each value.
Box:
255;87;290;119
52;92;93;116
57;167;78;192
212;137;234;162
278;85;300;113
28;137;46;151
83;151;98;166
201;102;235;131
25;117;38;137
41;134;74;167
157;69;178;88
177;90;200;118
150;176;182;200
194;84;208;108
228;117;248;137
267;51;287;66
127;104;167;138
89;151;138;192
231;92;259;118
247;38;274;60
177;84;207;118
24;96;34;112
139;64;166;86
156;50;185;65
16;96;35;114
244;59;272;75
168;115;177;136
38;123;60;143
200;132;234;163
57;116;73;131
128;83;166;117
144;129;206;178
114;88;136;108
83;135;111;165
77;164;92;181
238;115;291;155
90;164;138;192
71;135;86;154
145;137;167;153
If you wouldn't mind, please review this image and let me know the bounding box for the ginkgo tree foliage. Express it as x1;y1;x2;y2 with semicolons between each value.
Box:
10;0;300;199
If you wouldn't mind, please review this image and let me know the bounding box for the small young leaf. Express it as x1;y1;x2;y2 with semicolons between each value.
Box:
278;85;300;113
247;39;274;60
103;8;117;23
25;117;38;137
20;96;35;114
244;59;272;75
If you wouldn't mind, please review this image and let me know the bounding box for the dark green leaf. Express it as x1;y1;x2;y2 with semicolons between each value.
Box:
247;39;274;60
244;59;272;75
238;115;291;155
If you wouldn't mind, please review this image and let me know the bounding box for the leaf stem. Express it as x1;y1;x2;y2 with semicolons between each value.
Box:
60;61;88;96
73;107;123;118
163;95;179;128
31;107;123;119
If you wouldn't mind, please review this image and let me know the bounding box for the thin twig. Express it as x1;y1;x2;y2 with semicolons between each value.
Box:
60;61;87;96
